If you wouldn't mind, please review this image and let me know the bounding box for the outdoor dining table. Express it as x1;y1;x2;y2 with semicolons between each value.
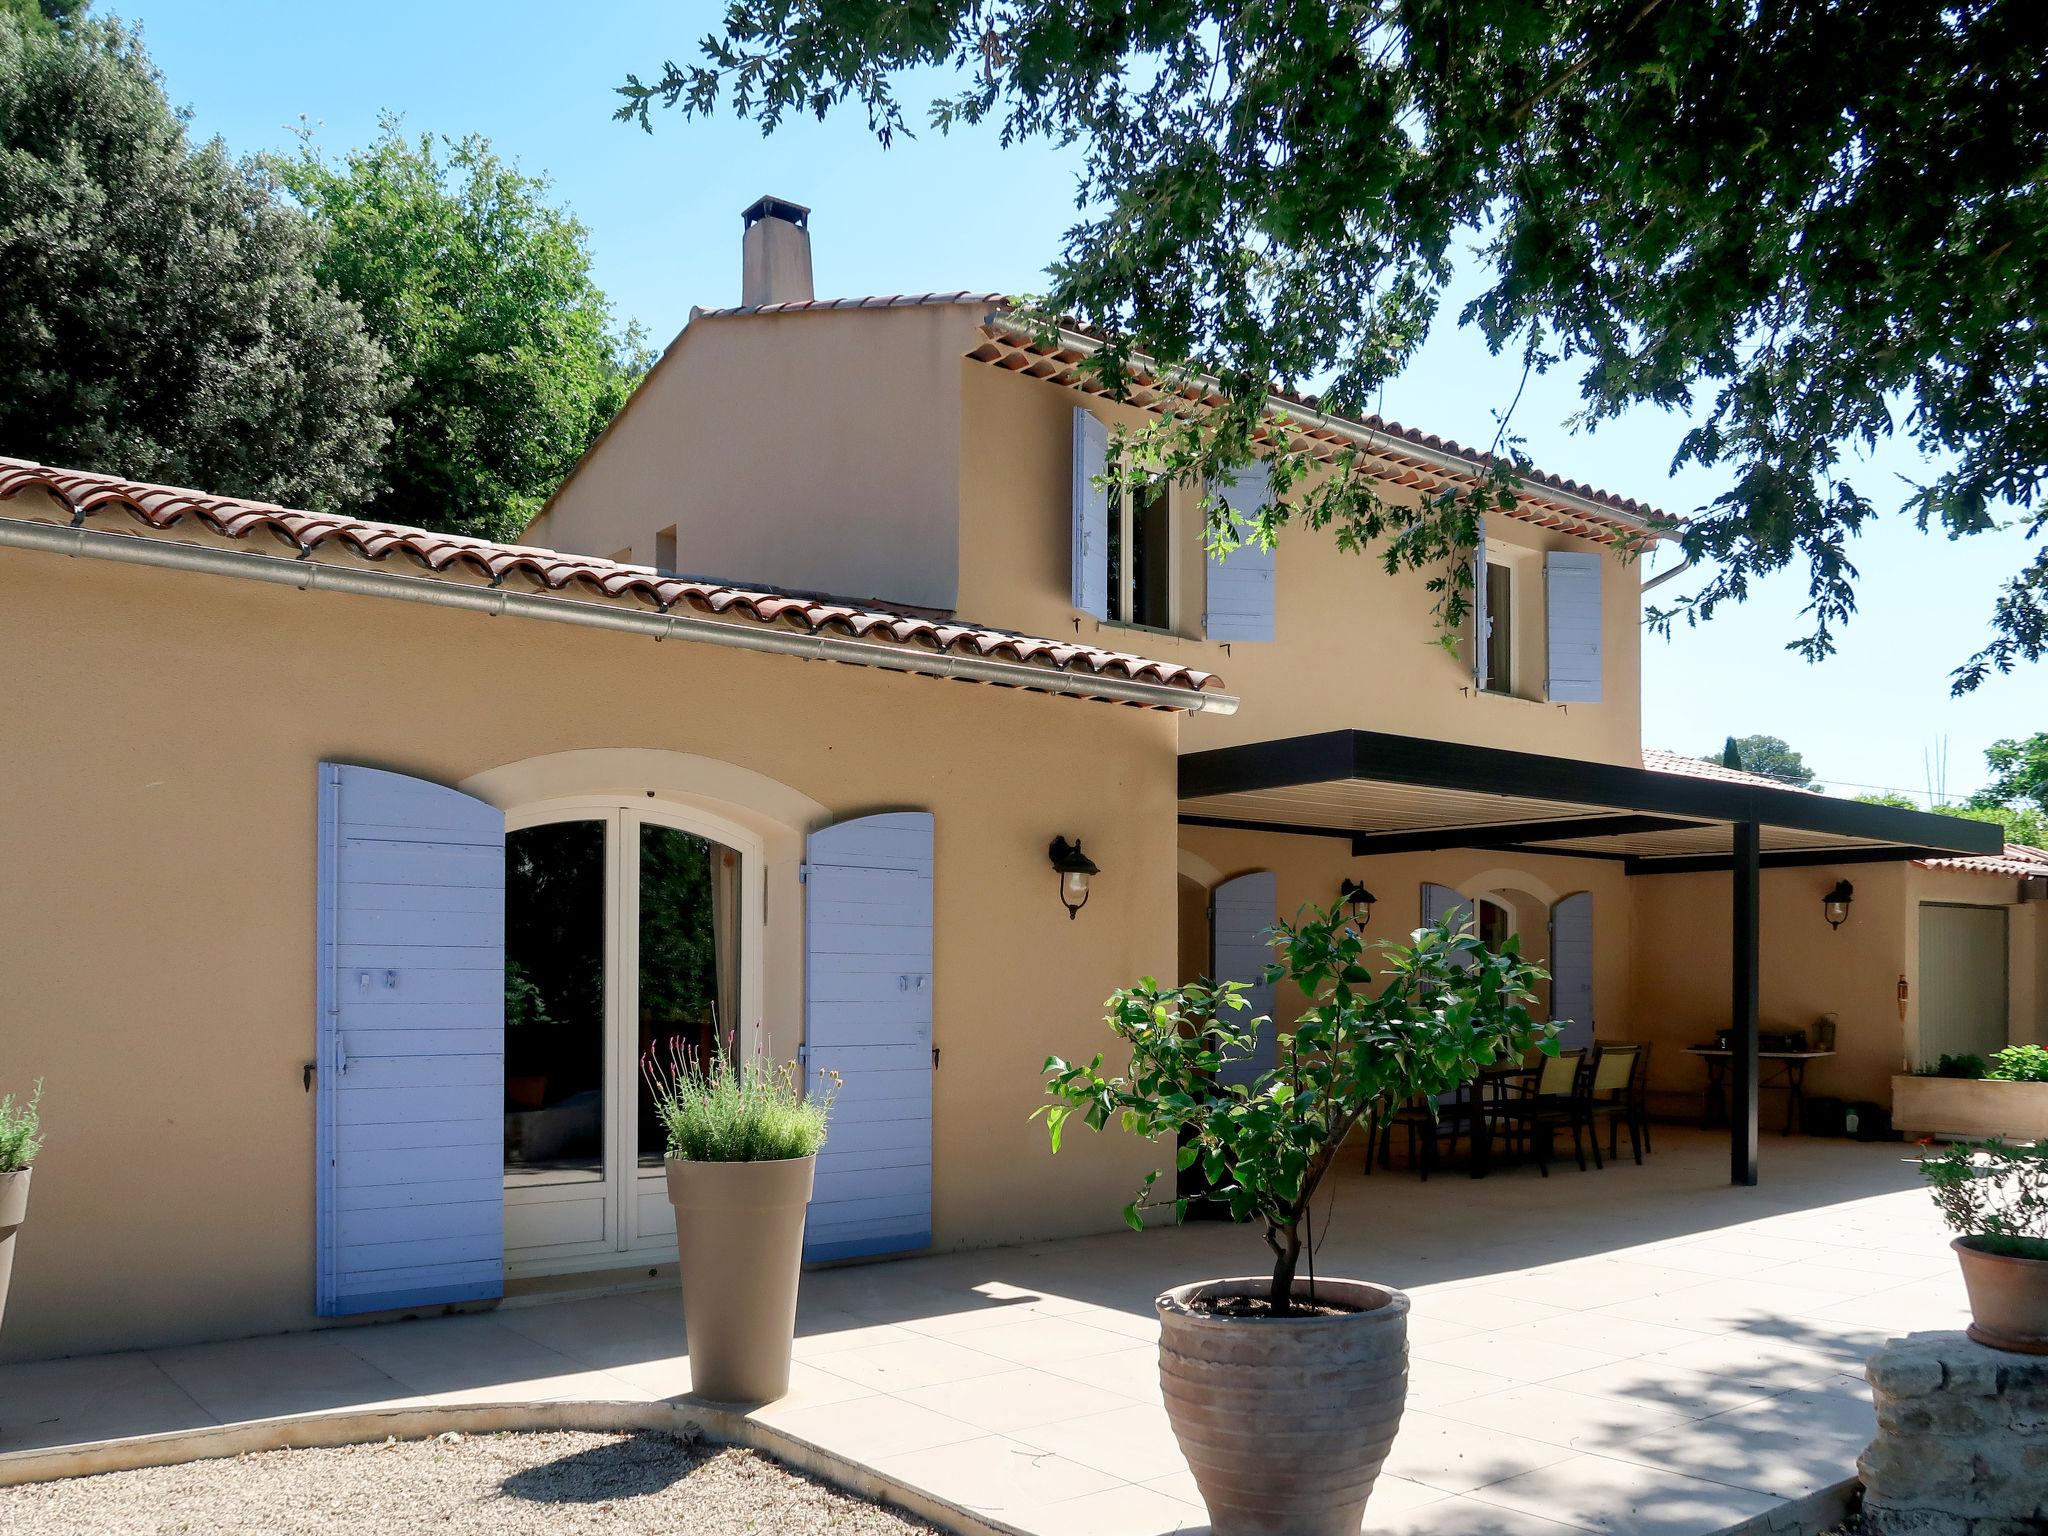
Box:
1687;1045;1835;1136
1459;1060;1540;1179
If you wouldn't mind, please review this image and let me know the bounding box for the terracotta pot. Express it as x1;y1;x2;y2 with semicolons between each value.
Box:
0;1167;29;1339
665;1154;815;1403
1953;1236;2048;1355
1157;1276;1408;1536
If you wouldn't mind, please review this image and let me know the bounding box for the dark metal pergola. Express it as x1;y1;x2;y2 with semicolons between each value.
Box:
1178;730;2003;1186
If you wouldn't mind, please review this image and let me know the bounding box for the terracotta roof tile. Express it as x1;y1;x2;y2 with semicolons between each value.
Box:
1643;747;1808;791
0;457;1224;708
1916;843;2048;878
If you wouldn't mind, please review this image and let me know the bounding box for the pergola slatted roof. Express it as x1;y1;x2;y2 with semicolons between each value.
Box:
1179;730;2002;875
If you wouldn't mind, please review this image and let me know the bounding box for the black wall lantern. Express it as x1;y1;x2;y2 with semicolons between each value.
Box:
1339;878;1376;927
1048;837;1099;920
1822;879;1854;930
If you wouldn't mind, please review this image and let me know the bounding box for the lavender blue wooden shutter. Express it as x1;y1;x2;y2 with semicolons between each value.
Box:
1549;891;1595;1052
1472;518;1490;691
1205;462;1276;641
1072;408;1110;620
1421;882;1478;975
802;811;934;1262
1212;870;1278;1086
317;763;504;1318
1545;551;1604;702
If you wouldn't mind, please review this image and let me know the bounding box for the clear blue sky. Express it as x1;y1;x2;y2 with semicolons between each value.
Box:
128;0;2039;804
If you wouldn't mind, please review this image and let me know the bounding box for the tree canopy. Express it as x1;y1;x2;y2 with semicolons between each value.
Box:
0;14;392;509
1711;734;1816;788
1857;732;2048;848
280;122;652;542
622;1;2048;689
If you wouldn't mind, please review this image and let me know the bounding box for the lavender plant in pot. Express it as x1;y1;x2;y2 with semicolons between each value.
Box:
644;1042;837;1403
1922;1138;2048;1354
1040;908;1552;1536
0;1081;42;1341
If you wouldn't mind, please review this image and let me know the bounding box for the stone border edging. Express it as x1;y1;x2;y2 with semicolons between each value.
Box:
0;1399;1027;1536
1710;1476;1858;1536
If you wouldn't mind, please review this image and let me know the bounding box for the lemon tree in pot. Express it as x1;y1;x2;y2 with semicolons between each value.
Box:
0;1081;43;1343
1041;909;1551;1536
644;1042;837;1403
1922;1138;2048;1354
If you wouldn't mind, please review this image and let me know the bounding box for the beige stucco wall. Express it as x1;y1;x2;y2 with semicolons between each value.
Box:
956;360;1650;762
1628;861;2045;1123
0;524;1178;1362
530;306;979;612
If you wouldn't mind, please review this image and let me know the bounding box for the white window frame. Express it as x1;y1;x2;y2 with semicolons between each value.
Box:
1107;468;1176;633
1480;558;1515;695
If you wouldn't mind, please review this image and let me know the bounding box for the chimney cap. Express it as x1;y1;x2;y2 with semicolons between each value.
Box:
743;195;810;230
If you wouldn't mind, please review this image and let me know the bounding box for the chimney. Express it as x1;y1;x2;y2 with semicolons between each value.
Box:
741;196;814;308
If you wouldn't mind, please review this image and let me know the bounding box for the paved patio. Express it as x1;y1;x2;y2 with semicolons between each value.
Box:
0;1129;1968;1535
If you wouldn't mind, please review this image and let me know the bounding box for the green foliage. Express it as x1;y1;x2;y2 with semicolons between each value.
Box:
1038;906;1553;1313
0;0;81;41
642;1042;835;1163
1971;732;2048;829
1914;1053;1988;1080
624;2;2048;690
1988;1046;2048;1085
278;120;653;541
0;1079;43;1172
1921;1140;2048;1261
0;16;392;508
1710;736;1815;789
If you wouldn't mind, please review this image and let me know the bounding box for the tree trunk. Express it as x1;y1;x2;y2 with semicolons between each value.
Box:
1267;1221;1303;1316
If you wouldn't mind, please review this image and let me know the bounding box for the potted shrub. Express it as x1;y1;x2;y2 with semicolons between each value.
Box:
1040;908;1552;1536
1922;1138;2048;1354
643;1042;836;1403
0;1080;42;1341
1895;1045;2048;1142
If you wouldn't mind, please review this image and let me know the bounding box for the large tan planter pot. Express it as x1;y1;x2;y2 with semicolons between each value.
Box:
0;1168;28;1339
1893;1075;2048;1142
1953;1237;2048;1355
664;1154;815;1404
1157;1276;1408;1536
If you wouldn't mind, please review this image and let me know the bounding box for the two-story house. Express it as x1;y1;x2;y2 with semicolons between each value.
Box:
0;196;2034;1365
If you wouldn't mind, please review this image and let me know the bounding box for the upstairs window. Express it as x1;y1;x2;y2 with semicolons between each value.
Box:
1481;560;1513;694
1107;476;1172;629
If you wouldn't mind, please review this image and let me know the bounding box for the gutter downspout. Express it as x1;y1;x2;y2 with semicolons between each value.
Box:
1641;555;1696;593
0;516;1240;716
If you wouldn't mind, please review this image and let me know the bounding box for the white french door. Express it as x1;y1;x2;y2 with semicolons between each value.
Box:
502;800;761;1277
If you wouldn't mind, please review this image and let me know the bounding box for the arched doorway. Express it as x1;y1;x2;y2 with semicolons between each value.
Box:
500;795;765;1275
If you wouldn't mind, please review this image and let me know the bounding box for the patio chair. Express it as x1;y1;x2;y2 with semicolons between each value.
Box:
1596;1037;1655;1155
1376;1088;1473;1181
1486;1048;1590;1177
1586;1043;1644;1166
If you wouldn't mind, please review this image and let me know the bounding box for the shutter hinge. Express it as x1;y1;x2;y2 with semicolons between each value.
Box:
798;863;809;885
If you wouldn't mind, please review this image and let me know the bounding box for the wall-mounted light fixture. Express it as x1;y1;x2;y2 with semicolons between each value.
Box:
1338;878;1377;927
1048;837;1099;920
1822;879;1854;930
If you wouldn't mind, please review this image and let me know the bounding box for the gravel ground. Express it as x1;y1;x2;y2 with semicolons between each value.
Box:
0;1429;943;1534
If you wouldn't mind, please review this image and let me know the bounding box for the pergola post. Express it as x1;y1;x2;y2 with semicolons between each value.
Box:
1731;820;1761;1186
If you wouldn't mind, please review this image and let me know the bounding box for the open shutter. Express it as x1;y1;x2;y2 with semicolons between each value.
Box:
1545;551;1603;702
1421;882;1479;974
317;764;505;1318
1211;870;1278;1085
1072;408;1110;620
1472;518;1490;691
802;811;934;1262
1205;462;1276;641
1549;891;1595;1052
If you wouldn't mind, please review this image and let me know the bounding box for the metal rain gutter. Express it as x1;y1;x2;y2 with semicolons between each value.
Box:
0;516;1241;716
982;313;1665;539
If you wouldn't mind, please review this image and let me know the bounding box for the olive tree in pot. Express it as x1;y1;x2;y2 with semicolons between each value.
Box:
1922;1138;2048;1354
1041;909;1552;1536
0;1081;43;1342
644;1042;837;1403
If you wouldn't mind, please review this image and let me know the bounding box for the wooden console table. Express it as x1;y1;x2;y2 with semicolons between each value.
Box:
1687;1046;1836;1136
